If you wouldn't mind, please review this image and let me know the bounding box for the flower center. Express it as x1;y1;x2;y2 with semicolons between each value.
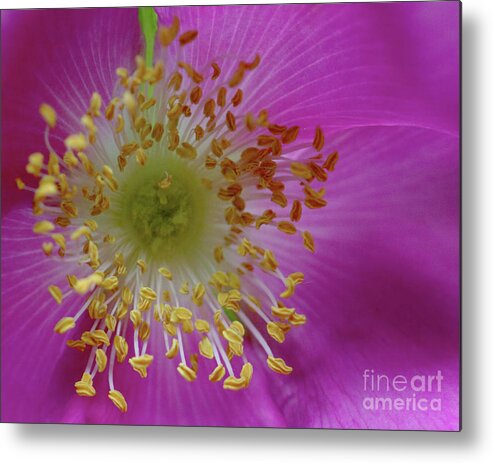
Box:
112;155;212;263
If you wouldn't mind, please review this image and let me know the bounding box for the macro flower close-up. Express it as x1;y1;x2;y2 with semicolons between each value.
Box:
1;3;460;430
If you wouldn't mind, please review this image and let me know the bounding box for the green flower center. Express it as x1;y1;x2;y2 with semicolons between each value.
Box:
112;155;213;263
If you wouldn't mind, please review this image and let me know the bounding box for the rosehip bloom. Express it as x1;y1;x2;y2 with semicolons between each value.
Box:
1;2;460;430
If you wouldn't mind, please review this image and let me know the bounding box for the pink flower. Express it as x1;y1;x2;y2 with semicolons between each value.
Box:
1;3;459;429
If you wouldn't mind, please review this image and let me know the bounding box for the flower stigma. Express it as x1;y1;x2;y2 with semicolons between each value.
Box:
18;8;339;413
110;155;215;263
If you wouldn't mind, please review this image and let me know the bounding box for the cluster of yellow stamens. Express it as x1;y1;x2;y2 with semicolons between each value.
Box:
18;15;338;413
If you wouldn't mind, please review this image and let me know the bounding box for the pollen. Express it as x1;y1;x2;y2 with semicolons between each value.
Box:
21;12;338;413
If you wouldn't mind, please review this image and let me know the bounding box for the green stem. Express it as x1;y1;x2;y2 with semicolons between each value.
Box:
138;7;158;97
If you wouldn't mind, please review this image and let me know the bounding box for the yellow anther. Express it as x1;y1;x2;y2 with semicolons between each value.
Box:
73;272;103;294
105;314;117;331
39;103;57;128
42;242;54;256
81;329;110;347
87;240;100;268
213;246;224;263
289;272;304;285
240;362;253;386
189;353;199;373
171;307;192;322
26;152;44;176
261;249;278;272
89;92;102;117
54;317;76;334
70;225;91;241
33;220;54;234
48;285;63;304
139;321;151;341
230;320;245;336
223;327;243;344
192;282;205;306
139;286;157;301
223;375;247;391
122;287;133;305
51;233;66;251
108;390;127;413
103;234;116;244
116;301;128;320
183;319;194;334
165;338;180;359
116;114;125;133
176;142;197;160
65;133;88;151
130;309;142;327
136;148;148;166
95;348;108;372
101;276;119;291
271;305;295;319
47;152;60;176
81;114;97;135
179;281;189;295
63;150;79;168
153;303;165;321
228;341;243;357
302;230;315;252
289;312;307;326
15;178;26;190
74;373;96;397
138;298;151;312
135;259;146;273
195;319;210;333
129;354;153;378
164;322;177;336
218;292;229;307
123;91;137;118
290;162;313;181
267;321;286;343
66;274;77;289
114;335;128;363
35;181;57;201
158;267;173;280
211;271;229;287
226;273;240;290
83;220;98;232
267;356;293;375
159;16;180;47
209;364;226;382
66;339;86;352
199;336;214;359
60;200;78;219
280;277;295;298
177;363;197;382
